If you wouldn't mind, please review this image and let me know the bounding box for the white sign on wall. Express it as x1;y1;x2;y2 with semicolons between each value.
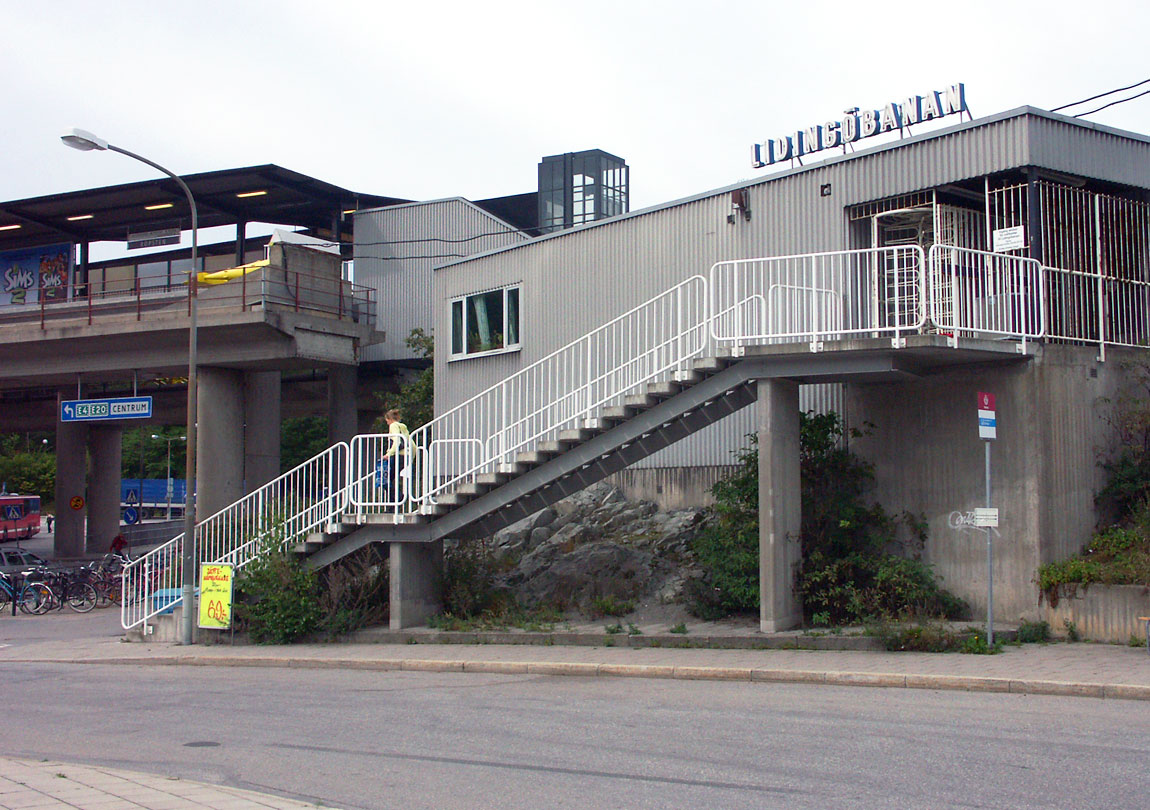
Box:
992;226;1026;253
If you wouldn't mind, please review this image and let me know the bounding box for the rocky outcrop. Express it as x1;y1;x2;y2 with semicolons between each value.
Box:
487;482;706;614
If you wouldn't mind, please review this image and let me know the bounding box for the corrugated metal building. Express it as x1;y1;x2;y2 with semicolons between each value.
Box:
354;198;529;364
431;107;1150;505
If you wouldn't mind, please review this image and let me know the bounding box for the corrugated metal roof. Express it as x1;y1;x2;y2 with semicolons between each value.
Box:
438;106;1150;270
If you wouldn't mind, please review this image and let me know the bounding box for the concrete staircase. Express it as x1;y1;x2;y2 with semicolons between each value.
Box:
300;352;756;566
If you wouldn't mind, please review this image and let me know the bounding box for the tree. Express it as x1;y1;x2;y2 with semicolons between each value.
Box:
376;328;434;431
281;417;329;473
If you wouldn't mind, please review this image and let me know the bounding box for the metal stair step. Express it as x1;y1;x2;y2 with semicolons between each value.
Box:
672;368;704;384
537;440;573;454
516;450;554;466
645;380;682;398
455;481;492;497
436;492;472;507
357;511;430;524
692;356;730;374
600;405;635;421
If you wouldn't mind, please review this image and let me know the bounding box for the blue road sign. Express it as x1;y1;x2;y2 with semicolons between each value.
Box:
122;506;140;525
60;396;153;423
4;505;21;520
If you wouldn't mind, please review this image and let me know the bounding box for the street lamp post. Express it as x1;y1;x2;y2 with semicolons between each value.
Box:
62;128;200;646
152;434;186;520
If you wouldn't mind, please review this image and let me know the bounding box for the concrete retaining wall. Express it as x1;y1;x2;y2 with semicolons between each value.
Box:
846;343;1130;622
1041;584;1150;644
607;466;738;510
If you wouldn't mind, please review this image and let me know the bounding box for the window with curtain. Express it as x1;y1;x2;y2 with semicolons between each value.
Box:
450;285;521;359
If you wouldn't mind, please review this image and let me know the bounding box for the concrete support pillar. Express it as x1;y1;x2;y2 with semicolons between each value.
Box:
758;379;803;632
357;409;378;436
87;425;123;556
54;417;88;559
197;367;245;520
389;540;443;629
327;365;358;445
235;219;247;267
244;371;281;490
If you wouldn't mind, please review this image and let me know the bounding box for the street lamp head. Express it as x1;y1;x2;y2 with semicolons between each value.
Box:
151;434;160;440
60;128;109;152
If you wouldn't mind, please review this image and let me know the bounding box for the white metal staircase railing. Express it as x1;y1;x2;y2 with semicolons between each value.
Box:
927;245;1046;349
709;246;927;348
119;246;1080;630
120;443;350;630
348;275;711;515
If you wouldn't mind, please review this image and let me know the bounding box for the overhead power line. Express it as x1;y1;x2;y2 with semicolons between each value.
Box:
1072;88;1150;118
1051;78;1150;115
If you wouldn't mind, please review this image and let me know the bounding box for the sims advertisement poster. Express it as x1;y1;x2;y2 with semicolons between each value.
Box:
0;243;74;306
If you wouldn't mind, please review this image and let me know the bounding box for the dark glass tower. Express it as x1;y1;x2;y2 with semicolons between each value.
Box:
538;149;629;233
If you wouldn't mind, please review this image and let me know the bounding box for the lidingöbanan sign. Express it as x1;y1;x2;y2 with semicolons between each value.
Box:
752;83;967;168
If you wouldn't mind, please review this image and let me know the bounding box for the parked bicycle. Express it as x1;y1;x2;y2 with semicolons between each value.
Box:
87;556;125;607
24;566;97;613
0;571;54;615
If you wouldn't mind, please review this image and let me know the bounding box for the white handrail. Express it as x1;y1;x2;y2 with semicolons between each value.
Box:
926;245;1045;348
123;244;1112;631
350;276;710;512
121;442;350;630
709;246;926;345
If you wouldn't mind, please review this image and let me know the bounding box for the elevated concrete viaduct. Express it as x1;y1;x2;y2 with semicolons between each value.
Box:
0;243;382;559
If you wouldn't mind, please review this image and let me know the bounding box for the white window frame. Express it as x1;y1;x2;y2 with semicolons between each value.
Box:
449;284;521;360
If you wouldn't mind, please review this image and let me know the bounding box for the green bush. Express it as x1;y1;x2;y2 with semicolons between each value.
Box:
235;534;322;644
1037;519;1150;605
878;622;962;653
442;540;501;618
1016;619;1051;644
315;547;388;638
588;595;634;618
960;630;1003;655
689;412;967;625
1045;363;1150;600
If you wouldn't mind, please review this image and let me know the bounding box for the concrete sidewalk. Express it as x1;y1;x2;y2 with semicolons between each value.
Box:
5;617;1149;701
0;756;333;809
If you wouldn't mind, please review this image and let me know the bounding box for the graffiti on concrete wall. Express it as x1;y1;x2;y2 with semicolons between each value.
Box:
947;510;1001;538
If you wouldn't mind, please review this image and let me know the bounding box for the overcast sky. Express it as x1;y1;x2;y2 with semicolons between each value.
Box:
5;0;1150;222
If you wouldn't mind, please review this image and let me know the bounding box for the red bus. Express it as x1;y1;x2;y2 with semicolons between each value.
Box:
0;494;41;542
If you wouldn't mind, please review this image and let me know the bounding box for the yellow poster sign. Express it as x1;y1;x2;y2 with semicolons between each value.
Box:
198;563;234;630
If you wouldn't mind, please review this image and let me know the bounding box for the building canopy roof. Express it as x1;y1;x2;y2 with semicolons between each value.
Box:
0;164;409;252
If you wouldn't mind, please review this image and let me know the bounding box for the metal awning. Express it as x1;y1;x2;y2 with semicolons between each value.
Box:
0;165;409;251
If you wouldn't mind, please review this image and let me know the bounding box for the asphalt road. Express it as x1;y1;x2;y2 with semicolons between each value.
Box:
4;661;1147;810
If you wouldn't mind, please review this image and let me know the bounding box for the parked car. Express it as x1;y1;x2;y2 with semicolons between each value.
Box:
0;548;49;576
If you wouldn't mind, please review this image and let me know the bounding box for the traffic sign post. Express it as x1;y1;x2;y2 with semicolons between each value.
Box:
978;392;996;646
